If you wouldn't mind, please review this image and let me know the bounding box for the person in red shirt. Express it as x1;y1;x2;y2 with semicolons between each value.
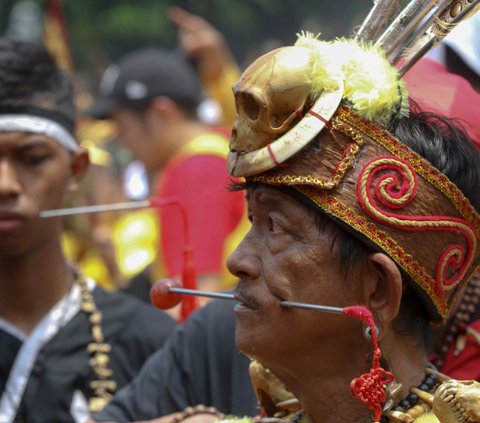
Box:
90;48;245;318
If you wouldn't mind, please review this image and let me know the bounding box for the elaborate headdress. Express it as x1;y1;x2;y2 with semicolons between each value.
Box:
227;1;480;322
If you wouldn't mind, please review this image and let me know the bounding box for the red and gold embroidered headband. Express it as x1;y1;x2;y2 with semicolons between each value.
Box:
227;34;480;321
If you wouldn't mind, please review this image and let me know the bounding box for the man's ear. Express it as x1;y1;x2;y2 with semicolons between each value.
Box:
68;147;90;192
362;253;403;331
148;96;182;122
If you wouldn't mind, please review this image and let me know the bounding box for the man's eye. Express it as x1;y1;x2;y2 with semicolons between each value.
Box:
22;155;49;165
268;216;279;232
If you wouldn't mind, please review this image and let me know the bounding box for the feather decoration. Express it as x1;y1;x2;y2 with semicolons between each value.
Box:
295;33;408;125
355;0;400;41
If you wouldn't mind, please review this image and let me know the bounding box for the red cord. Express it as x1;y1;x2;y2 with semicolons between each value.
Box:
343;305;394;421
149;197;198;321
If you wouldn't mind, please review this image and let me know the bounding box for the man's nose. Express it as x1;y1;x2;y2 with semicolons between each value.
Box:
226;235;261;280
0;160;21;198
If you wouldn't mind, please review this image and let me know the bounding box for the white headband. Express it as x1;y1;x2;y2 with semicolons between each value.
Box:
0;114;78;152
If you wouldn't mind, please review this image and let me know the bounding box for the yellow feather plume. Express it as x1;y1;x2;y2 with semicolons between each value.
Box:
295;32;409;126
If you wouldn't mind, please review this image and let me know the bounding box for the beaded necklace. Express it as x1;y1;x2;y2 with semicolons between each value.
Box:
431;274;480;370
381;366;439;422
278;367;440;423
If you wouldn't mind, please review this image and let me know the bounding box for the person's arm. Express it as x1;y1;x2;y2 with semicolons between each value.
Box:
93;324;201;421
168;6;240;127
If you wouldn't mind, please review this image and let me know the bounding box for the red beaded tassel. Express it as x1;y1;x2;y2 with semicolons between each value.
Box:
343;306;394;422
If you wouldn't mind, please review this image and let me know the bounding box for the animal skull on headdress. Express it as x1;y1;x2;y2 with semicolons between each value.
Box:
230;46;317;153
433;379;480;423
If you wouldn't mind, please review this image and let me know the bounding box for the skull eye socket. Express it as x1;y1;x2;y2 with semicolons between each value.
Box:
237;92;261;121
270;112;295;129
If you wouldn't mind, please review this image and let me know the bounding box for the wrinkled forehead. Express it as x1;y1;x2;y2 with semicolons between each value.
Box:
246;184;292;205
246;184;318;219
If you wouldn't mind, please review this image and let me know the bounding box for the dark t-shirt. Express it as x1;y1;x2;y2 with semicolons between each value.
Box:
95;299;258;422
0;286;176;423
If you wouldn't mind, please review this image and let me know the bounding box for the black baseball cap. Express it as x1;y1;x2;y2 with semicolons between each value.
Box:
88;47;203;119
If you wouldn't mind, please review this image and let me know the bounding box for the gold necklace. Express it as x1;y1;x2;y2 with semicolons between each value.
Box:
75;266;116;413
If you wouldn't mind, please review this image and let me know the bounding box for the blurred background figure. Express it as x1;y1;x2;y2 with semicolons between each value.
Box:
88;45;245;317
2;1;250;314
168;6;240;128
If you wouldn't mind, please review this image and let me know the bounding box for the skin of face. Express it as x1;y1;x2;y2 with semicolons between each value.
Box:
0;131;87;257
112;108;163;174
113;109;156;171
227;185;431;423
227;185;367;365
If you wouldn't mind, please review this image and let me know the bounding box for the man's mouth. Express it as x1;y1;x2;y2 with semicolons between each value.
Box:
234;284;261;310
0;211;26;232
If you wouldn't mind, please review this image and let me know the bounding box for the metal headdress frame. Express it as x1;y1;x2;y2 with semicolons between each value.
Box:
355;0;480;76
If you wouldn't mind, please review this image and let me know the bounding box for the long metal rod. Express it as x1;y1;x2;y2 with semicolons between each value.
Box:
376;0;434;49
387;0;450;62
39;200;151;218
280;301;344;314
355;0;399;41
169;287;345;314
170;287;236;301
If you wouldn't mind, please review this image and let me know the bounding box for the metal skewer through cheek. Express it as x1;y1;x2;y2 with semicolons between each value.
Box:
164;286;345;314
164;287;389;423
39;198;179;218
40;198;200;322
43;201;348;317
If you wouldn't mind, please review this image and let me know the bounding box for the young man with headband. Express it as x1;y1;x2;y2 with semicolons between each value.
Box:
0;39;176;423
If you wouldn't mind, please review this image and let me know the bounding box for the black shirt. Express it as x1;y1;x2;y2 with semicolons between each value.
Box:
95;299;258;422
0;286;176;423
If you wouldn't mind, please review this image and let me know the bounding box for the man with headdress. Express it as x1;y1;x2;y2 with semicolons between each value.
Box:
0;39;176;423
163;12;480;423
220;21;480;421
96;34;480;423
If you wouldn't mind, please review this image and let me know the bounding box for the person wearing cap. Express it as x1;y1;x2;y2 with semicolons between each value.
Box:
0;39;176;423
90;48;245;311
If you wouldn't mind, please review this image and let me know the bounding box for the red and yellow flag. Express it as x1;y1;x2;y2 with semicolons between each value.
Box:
42;0;73;74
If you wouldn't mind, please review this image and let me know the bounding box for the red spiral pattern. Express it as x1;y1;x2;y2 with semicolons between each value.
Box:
357;156;476;295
